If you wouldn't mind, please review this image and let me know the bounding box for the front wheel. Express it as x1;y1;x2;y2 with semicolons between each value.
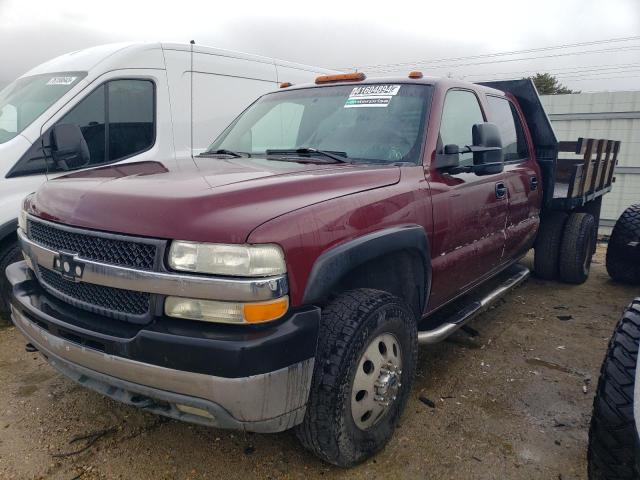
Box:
296;289;417;467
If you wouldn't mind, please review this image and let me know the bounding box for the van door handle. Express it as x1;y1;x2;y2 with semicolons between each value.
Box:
530;176;538;191
495;182;507;199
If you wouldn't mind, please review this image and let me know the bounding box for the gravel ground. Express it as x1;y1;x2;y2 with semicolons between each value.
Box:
0;245;637;480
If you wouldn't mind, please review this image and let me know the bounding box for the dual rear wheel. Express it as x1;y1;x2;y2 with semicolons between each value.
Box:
534;211;596;284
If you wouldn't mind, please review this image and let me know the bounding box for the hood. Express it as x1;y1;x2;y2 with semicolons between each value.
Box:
28;157;401;243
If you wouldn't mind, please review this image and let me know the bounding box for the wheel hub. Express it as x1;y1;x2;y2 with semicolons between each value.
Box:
374;363;401;406
351;332;403;430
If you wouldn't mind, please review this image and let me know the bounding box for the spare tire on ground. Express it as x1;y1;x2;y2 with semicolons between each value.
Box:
606;204;640;285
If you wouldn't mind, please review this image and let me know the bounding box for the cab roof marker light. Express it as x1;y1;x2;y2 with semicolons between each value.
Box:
408;71;423;79
315;72;366;84
280;82;292;88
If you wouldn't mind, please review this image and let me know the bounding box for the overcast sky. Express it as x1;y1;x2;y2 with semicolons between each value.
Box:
1;0;639;92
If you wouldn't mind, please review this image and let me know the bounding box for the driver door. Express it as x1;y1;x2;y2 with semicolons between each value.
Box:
427;89;508;309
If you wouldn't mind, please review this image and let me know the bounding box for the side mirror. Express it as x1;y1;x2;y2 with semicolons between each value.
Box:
51;124;90;171
434;144;460;169
471;122;503;175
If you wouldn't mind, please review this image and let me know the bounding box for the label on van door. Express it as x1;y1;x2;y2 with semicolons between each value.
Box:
46;76;78;86
344;85;401;108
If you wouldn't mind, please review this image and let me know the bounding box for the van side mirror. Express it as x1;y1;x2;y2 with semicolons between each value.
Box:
434;144;460;169
51;124;90;171
471;122;503;176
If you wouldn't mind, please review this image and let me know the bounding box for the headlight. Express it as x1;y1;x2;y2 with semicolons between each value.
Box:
165;295;289;324
168;241;286;277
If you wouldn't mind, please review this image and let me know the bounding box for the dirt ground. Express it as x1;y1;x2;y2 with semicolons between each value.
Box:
0;245;638;480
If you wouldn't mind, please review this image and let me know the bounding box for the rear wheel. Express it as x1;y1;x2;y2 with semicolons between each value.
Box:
588;299;640;479
606;204;640;285
559;212;596;284
534;211;568;280
0;241;21;322
296;289;417;467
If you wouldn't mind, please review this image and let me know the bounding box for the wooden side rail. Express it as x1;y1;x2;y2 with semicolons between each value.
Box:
555;137;621;199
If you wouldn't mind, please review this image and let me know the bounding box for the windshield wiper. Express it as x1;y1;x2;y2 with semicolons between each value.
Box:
198;149;250;158
265;148;349;163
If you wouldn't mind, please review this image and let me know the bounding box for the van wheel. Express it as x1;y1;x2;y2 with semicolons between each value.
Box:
296;289;417;467
0;241;21;322
606;204;640;285
534;211;568;280
559;212;596;284
588;299;640;480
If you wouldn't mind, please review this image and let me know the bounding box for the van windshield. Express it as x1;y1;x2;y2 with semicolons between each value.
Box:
208;83;433;164
0;72;86;145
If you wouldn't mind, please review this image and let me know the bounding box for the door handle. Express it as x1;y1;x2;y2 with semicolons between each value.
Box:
495;182;507;199
530;176;538;191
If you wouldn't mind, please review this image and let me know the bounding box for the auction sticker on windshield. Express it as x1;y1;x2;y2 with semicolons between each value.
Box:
46;77;78;86
344;84;401;108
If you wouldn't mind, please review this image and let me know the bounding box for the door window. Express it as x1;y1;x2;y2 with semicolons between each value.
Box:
61;85;106;164
107;80;154;161
55;79;154;168
439;90;485;166
486;96;528;162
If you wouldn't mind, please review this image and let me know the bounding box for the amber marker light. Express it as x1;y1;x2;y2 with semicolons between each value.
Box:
243;296;290;323
315;72;366;84
408;71;423;79
280;82;292;88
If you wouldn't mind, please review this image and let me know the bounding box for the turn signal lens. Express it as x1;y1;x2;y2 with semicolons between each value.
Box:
243;297;289;323
315;72;366;84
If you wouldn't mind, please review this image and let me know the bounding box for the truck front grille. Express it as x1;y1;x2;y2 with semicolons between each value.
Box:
39;267;151;320
28;219;158;270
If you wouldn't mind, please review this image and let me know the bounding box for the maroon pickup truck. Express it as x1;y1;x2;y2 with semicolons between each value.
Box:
6;72;619;466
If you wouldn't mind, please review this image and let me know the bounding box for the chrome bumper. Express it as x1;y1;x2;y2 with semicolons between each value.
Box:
11;304;314;432
18;228;288;302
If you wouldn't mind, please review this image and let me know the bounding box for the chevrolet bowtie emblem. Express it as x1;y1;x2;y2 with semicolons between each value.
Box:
53;252;85;282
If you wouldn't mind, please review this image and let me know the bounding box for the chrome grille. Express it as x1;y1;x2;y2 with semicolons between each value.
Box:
39;266;151;319
28;219;157;270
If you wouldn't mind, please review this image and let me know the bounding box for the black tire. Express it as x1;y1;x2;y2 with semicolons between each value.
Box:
0;241;21;322
607;204;640;285
534;211;568;280
588;299;640;480
296;289;417;467
559;212;596;284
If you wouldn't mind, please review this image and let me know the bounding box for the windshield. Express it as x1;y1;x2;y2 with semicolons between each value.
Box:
0;72;86;144
208;83;433;164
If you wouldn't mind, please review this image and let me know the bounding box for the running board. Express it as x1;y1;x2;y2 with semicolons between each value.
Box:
418;264;530;345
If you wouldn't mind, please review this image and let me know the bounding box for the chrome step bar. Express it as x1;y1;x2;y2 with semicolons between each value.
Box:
418;264;530;345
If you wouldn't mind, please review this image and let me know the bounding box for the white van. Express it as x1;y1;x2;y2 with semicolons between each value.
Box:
0;42;335;317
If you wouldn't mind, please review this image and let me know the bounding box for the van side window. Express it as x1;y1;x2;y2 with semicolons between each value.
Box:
439;90;485;166
486;96;528;162
56;79;154;168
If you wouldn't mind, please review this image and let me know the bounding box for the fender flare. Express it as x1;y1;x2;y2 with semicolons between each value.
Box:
302;225;431;314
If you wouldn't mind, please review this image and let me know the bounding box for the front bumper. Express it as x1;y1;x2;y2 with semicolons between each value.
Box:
7;261;320;433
